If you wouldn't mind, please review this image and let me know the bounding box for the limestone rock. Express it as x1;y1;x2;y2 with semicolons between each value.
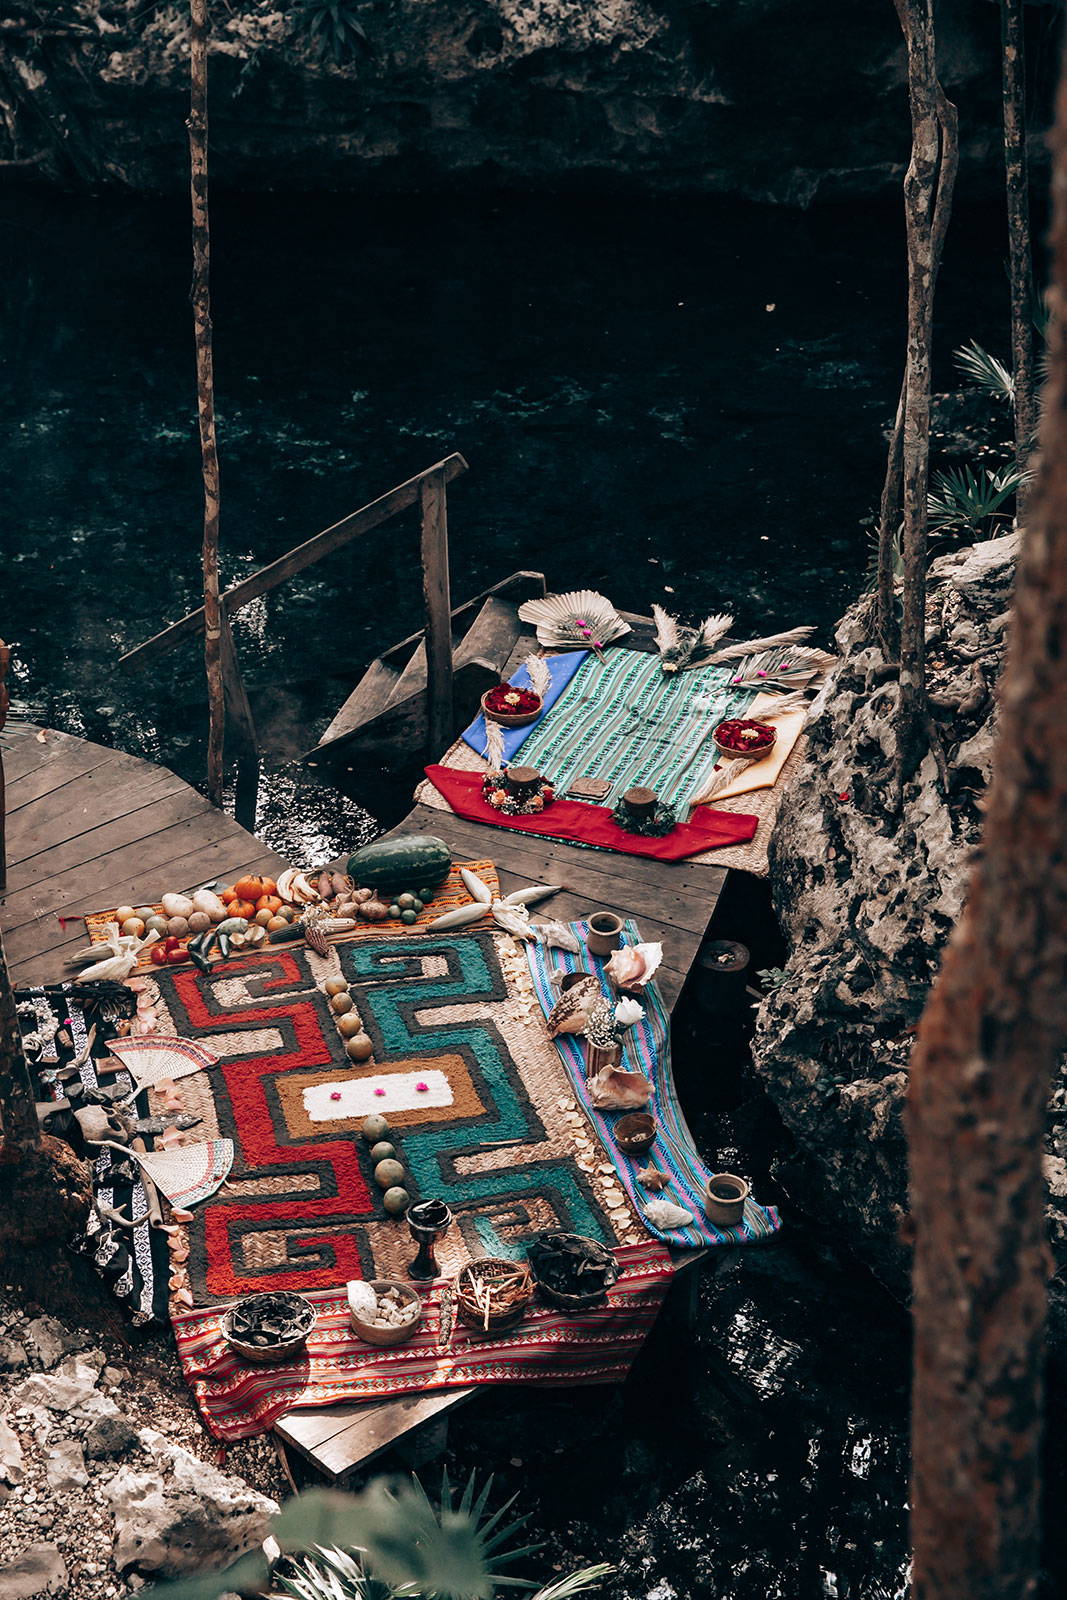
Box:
44;1437;88;1492
0;1542;68;1597
10;1352;107;1419
0;1338;28;1371
106;1439;279;1576
23;1315;82;1371
752;535;1041;1317
0;1416;25;1484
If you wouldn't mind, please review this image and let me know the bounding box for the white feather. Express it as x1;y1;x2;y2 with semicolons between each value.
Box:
525;654;552;699
483;719;505;771
699;613;734;651
651;604;679;651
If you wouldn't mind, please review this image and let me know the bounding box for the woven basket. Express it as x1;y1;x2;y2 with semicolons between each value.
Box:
455;1258;534;1333
712;721;776;762
221;1294;316;1365
529;1233;620;1312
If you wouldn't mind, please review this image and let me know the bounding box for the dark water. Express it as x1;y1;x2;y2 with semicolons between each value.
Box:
0;188;1030;1595
0;188;1011;855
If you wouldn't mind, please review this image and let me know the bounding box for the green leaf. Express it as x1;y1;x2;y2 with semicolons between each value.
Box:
138;1546;270;1600
529;1566;615;1600
953;339;1014;403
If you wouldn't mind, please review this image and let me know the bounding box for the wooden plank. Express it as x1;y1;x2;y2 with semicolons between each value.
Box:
7;764;189;866
276;1389;474;1483
121;454;469;671
420;470;454;759
4;739;118;809
7;784;209;883
316;658;402;750
379;573;546;671
386;596;524;715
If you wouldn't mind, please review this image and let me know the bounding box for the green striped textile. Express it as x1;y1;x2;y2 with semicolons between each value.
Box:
516;647;756;807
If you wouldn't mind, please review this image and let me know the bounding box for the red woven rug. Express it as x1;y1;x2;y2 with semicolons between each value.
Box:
424;765;759;860
171;1238;673;1440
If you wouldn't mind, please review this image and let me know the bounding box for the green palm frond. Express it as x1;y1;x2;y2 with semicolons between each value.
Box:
953;340;1015;403
291;0;371;63
927;462;1026;533
528;1566;615;1600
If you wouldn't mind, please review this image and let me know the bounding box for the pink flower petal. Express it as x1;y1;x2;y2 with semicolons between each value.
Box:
330;1091;342;1102
416;1081;429;1092
374;1088;386;1097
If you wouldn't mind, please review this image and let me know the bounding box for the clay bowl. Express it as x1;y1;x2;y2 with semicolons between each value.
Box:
222;1292;316;1365
481;690;543;729
712;720;777;762
613;1112;657;1155
348;1279;423;1348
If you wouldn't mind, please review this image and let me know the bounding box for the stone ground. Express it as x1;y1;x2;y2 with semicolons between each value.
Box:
0;1284;285;1597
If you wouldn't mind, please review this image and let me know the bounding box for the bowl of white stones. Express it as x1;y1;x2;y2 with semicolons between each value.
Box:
346;1278;424;1347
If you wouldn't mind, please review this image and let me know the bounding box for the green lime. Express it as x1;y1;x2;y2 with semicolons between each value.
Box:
417;887;434;902
388;904;401;919
400;908;418;925
411;898;424;913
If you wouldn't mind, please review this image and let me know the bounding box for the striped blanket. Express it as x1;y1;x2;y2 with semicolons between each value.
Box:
171;1239;674;1441
526;921;782;1249
516;648;757;807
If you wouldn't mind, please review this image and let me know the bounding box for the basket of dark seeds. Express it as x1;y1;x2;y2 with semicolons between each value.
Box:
526;1232;620;1312
221;1291;317;1364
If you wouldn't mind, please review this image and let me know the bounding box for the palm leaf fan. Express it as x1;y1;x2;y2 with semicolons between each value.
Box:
132;1139;234;1208
721;644;836;691
109;1034;219;1093
517;590;630;653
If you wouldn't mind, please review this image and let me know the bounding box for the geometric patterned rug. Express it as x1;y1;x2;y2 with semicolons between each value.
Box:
146;931;650;1306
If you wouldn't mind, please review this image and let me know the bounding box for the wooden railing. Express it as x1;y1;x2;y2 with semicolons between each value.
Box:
121;453;468;823
0;638;8;897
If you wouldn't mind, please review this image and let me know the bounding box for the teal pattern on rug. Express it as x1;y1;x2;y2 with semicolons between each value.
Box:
516;646;757;806
341;935;610;1243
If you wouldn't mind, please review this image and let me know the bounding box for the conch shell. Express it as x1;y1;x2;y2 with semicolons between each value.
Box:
587;1063;652;1110
642;1197;694;1231
605;942;663;990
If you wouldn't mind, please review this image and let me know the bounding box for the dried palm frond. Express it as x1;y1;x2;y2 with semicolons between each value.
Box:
517;590;630;654
721;645;835;692
651;605;734;672
755;690;811;720
701;624;816;666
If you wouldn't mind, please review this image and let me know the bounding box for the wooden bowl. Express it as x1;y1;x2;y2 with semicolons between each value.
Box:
481;690;544;728
221;1293;316;1365
348;1279;423;1347
455;1258;534;1333
712;721;777;762
613;1112;657;1154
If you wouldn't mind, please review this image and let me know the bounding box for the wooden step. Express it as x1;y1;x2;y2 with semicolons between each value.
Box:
316;657;403;751
384;595;523;712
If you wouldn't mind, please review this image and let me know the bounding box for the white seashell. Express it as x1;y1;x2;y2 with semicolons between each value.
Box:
637;1165;671;1191
614;997;646;1027
535;919;581;953
346;1280;379;1319
587;1064;652;1110
605;942;663;989
642;1197;695;1230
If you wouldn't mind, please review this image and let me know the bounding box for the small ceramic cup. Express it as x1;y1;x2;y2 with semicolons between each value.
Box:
585;912;624;956
704;1173;750;1228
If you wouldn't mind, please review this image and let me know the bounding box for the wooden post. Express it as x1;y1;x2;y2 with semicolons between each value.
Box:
188;0;226;808
0;925;39;1161
420;468;453;757
1002;0;1037;494
0;639;8;897
219;626;260;831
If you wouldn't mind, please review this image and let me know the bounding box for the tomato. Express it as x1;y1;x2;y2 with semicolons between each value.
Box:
150;944;170;966
166;948;191;964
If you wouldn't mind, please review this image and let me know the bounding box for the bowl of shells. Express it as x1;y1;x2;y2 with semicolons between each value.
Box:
221;1291;317;1364
346;1279;423;1347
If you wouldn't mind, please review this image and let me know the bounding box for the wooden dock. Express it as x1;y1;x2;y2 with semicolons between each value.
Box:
0;719;287;987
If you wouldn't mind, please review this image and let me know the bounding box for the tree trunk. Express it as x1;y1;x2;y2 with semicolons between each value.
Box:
1002;0;1037;492
876;7;957;683
906;38;1067;1600
892;0;955;790
188;0;225;808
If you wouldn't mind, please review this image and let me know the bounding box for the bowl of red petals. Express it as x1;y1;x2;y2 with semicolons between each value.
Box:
712;718;777;761
481;684;544;728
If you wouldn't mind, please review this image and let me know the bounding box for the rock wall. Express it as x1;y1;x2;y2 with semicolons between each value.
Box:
752;534;1067;1352
0;0;1055;199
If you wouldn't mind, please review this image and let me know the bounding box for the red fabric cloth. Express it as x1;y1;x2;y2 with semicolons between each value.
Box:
423;765;759;861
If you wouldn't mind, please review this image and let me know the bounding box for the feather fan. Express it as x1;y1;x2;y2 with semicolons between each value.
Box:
651;606;734;672
517;590;630;654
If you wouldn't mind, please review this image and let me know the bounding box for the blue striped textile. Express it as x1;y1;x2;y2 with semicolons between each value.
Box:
525;921;782;1249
